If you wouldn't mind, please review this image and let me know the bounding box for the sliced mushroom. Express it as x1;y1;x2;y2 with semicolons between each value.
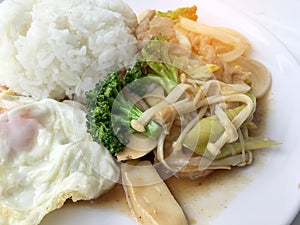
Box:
121;161;188;225
153;104;178;126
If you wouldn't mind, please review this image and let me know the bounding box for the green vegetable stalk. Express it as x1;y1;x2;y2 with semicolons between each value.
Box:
215;137;279;160
182;105;278;159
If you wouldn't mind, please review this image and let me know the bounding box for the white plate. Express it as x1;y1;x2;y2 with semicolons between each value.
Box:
40;0;300;225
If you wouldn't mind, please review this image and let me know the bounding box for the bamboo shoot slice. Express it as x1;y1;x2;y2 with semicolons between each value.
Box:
121;161;188;225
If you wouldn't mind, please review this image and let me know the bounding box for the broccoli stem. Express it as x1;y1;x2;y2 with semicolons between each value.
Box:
112;94;162;140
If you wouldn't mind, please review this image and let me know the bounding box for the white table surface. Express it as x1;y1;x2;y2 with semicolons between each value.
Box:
215;1;300;224
0;0;299;224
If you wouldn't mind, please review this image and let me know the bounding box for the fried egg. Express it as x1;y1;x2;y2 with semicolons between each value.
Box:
0;93;120;225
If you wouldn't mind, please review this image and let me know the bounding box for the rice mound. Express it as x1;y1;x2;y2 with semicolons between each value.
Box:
0;0;138;102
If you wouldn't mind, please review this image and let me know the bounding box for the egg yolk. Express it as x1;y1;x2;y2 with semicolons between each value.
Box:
0;113;40;153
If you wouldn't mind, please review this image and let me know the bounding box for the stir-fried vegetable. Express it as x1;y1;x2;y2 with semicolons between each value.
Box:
85;5;278;178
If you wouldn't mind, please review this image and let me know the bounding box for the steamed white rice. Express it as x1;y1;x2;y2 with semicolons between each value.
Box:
0;0;138;102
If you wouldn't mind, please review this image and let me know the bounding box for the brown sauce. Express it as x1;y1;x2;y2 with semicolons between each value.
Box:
250;91;270;137
63;166;253;224
167;168;253;224
88;183;130;215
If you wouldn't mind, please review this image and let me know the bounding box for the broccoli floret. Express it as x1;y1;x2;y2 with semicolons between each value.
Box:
85;71;162;155
156;5;198;23
124;61;148;96
85;71;123;154
125;35;178;94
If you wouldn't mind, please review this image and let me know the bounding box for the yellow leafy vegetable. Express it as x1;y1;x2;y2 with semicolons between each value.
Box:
156;5;198;23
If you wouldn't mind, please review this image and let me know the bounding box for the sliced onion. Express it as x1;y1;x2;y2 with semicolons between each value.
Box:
177;17;250;62
125;133;157;152
218;38;249;62
230;56;271;98
144;85;165;107
216;27;250;44
220;83;251;95
179;18;239;44
116;146;152;161
179;17;250;44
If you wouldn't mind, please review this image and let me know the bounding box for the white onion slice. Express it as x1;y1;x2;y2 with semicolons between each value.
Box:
231;57;271;98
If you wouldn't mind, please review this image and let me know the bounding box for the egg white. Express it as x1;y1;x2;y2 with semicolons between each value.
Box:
0;93;120;225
